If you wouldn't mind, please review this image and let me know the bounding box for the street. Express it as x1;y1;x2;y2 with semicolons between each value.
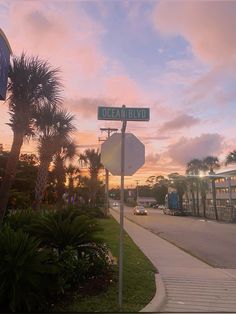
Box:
111;202;236;268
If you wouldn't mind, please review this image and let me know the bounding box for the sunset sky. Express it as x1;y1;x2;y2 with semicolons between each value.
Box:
0;0;235;187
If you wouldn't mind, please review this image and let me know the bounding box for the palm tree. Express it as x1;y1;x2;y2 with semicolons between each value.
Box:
66;165;80;205
33;104;75;210
186;159;203;215
202;156;220;221
79;149;103;207
225;150;236;165
0;54;61;220
53;141;78;207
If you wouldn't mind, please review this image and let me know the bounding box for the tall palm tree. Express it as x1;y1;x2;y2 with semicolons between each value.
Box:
79;149;103;207
225;150;236;165
33;104;75;210
202;156;220;221
53;140;78;207
186;159;203;215
0;54;61;220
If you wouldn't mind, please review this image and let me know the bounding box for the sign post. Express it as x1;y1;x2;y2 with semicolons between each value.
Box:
98;105;149;309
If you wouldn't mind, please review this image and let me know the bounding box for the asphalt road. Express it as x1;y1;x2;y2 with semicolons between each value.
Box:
111;202;236;268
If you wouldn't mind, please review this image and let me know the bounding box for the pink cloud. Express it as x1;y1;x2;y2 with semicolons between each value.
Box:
146;153;160;165
153;1;236;65
159;114;200;132
167;133;224;166
105;75;142;104
6;1;106;91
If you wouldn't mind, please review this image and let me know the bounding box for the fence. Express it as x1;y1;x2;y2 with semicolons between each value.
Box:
183;203;236;222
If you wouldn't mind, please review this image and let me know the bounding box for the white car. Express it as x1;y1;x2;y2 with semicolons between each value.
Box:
133;205;148;215
113;202;119;207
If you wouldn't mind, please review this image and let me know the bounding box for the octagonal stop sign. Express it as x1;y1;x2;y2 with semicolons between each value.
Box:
101;133;145;176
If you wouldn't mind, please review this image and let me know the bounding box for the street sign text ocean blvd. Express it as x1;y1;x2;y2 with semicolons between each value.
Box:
98;106;150;121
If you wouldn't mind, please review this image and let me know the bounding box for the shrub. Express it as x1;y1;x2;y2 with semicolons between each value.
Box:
58;243;111;290
66;204;106;219
0;225;58;312
29;210;103;253
3;209;38;232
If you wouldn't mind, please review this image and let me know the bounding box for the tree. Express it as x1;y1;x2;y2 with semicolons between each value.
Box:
186;159;203;215
168;173;187;210
66;165;80;205
79;149;103;207
151;175;169;205
0;54;61;221
53;141;78;207
33;104;75;210
225;150;236;165
202;156;220;221
0;152;38;210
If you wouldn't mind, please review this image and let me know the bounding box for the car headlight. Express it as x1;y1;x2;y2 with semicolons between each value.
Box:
145;210;147;213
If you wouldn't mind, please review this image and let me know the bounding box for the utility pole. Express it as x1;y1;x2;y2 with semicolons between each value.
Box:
136;180;140;205
99;128;118;216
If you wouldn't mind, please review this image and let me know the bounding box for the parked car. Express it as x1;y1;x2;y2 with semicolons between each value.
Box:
158;205;166;209
133;205;148;215
163;207;187;216
151;204;159;208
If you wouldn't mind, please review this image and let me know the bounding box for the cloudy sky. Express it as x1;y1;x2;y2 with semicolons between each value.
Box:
0;0;235;187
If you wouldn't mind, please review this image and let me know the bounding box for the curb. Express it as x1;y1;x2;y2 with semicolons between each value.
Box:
140;274;167;312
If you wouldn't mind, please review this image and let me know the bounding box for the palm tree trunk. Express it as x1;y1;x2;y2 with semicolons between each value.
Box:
0;131;24;221
196;179;199;216
55;158;65;209
34;159;50;210
68;178;73;206
190;181;196;215
202;195;206;218
212;179;218;221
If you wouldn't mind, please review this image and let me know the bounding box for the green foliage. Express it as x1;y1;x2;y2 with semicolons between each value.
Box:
4;209;37;231
8;190;30;209
54;217;156;313
0;152;38;209
65;204;106;219
58;243;111;289
1;208;112;311
0;225;58;312
29;209;103;252
153;185;168;204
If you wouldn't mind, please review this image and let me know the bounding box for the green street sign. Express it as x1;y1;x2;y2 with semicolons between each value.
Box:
98;106;150;121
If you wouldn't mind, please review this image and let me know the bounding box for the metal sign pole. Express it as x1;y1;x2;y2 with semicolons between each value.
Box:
119;105;127;309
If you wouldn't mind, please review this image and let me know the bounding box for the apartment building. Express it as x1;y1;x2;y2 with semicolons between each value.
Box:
206;167;236;206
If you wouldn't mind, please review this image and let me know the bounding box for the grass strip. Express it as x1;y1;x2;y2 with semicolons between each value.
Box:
55;216;157;312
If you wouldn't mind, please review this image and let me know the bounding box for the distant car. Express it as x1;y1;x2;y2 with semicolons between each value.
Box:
158;205;166;209
113;202;119;207
133;205;148;215
152;204;159;208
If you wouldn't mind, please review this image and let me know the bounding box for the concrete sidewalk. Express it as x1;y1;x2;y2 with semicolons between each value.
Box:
110;209;236;313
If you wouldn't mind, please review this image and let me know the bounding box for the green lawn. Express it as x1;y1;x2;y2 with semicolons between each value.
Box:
54;216;157;312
